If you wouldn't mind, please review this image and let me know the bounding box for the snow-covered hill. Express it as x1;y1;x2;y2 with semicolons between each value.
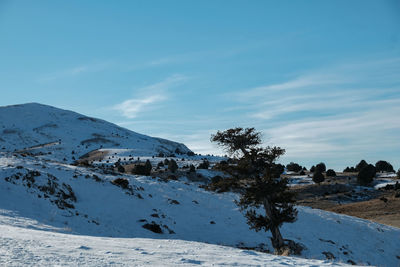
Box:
0;103;191;162
1;153;399;266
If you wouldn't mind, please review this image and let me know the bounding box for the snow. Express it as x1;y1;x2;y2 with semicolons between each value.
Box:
0;223;347;267
0;103;191;162
1;153;399;266
1;103;400;266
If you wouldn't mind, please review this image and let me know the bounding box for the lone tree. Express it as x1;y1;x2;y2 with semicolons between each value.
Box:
211;127;297;253
312;171;325;184
357;164;376;186
355;160;368;172
168;159;178;173
315;162;326;173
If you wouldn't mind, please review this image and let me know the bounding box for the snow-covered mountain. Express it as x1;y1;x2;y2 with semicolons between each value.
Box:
0;103;191;162
1;103;400;266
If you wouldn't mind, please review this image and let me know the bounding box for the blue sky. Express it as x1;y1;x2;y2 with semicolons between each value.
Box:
0;0;399;170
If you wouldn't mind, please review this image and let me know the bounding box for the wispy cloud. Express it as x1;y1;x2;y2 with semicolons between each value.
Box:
112;74;187;119
225;57;400;169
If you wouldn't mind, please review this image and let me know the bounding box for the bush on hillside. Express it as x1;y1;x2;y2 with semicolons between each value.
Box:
355;160;368;172
286;162;302;172
357;164;376;186
343;166;356;172
375;160;394;173
312;171;325;184
326;169;336;177
111;178;129;189
168;159;178;173
310;165;315;173
315;162;326;173
197;160;210;169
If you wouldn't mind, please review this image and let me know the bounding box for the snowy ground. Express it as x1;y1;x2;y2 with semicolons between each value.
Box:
0;221;348;267
1;153;400;266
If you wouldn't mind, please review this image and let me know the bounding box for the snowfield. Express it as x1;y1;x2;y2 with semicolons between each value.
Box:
1;103;399;266
1;153;399;266
0;222;348;267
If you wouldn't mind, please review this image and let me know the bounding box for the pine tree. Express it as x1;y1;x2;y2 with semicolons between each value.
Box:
168;159;178;173
211;127;297;253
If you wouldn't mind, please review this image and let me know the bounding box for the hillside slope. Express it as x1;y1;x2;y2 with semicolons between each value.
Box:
1;153;399;266
0;103;191;161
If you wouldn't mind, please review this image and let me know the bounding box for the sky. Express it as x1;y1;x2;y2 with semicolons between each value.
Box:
0;0;399;170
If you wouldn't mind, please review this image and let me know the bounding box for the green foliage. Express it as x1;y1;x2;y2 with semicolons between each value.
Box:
326;169;336;177
357;164;376;186
312;171;325;184
375;160;394;173
211;127;297;252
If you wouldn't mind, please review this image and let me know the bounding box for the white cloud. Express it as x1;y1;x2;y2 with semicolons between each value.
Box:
112;74;187;119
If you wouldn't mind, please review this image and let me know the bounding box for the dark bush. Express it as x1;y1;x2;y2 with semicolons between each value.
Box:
197;160;210;169
355;160;368;172
313;171;325;184
111;178;129;189
310;165;315;173
168;159;178;173
271;163;285;177
315;162;326;173
189;164;196;173
299;170;305;175
187;151;195;156
211;175;223;183
326;169;336;177
157;161;164;168
117;165;125;173
132;164;150;176
375;160;394;173
357;164;376;186
142;222;163;234
343;166;356;172
145;160;152;174
397;169;400;179
286;162;302;172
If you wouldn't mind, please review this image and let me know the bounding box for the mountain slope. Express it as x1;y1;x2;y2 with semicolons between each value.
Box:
1;153;399;266
0;103;191;161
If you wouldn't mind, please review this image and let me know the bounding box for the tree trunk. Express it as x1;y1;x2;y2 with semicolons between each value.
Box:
263;198;285;251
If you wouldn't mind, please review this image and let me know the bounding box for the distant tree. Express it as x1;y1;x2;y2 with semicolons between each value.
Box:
117;164;125;173
302;166;307;171
211;127;297;253
197;160;210;169
157;161;164;168
145;160;152;175
397;169;400;179
310;165;315;173
168;159;178;173
343;166;356;172
355;160;368;172
357;164;376;186
189;164;196;173
315;162;326;173
326;169;336;177
312;171;325;184
164;159;170;165
286;162;302;173
375;160;394;173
